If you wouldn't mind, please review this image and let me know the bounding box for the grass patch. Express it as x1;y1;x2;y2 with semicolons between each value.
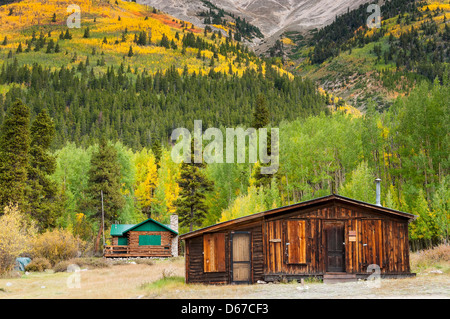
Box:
140;275;185;290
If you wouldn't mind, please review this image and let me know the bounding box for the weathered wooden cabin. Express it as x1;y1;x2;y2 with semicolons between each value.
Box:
104;215;179;258
180;194;416;284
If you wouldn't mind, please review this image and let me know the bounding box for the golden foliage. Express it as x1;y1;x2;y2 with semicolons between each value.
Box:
134;149;158;210
0;204;37;273
31;228;84;266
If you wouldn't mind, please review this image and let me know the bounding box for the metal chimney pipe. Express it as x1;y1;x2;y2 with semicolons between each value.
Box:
375;178;381;206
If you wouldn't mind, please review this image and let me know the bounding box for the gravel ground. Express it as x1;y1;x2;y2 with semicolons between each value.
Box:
148;272;450;299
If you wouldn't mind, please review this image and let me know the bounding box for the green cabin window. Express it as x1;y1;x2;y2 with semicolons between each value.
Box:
118;236;128;245
139;235;161;246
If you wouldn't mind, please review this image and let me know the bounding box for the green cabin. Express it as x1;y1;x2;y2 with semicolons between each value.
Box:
105;215;179;258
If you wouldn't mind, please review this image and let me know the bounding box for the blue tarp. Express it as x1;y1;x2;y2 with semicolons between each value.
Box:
14;257;31;271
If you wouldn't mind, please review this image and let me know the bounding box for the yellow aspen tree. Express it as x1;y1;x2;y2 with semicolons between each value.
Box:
152;149;180;223
134;148;158;216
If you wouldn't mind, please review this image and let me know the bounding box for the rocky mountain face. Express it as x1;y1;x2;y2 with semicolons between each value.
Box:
138;0;374;48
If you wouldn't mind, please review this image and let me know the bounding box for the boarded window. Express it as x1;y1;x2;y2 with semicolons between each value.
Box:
139;235;161;246
286;220;306;264
203;233;226;273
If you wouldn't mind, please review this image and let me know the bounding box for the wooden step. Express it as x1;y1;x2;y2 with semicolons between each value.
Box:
323;273;357;284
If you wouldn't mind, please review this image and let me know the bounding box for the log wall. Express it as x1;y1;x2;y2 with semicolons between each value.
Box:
106;231;175;257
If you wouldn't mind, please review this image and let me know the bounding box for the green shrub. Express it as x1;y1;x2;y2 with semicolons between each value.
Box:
25;257;51;272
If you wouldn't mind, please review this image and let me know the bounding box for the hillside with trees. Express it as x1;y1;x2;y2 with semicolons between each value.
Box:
283;0;450;110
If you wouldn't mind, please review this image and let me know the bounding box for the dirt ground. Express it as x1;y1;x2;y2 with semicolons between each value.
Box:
0;257;448;299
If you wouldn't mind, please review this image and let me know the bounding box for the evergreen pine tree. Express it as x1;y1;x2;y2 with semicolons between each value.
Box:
83;139;125;251
175;139;214;231
46;39;55;53
160;34;170;48
25;109;58;229
137;31;147;46
83;27;90;39
128;45;134;57
64;29;72;40
0;99;30;210
151;139;162;169
251;93;270;129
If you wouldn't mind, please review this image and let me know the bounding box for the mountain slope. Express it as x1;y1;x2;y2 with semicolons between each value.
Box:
0;0;290;78
286;0;450;110
138;0;373;50
0;0;337;150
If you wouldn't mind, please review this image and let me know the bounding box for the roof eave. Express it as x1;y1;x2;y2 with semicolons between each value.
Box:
179;194;416;240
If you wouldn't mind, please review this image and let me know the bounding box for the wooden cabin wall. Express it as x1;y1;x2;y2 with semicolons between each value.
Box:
186;233;230;284
264;204;411;276
185;224;264;284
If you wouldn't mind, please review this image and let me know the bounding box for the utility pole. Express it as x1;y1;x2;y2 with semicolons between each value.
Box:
101;190;105;247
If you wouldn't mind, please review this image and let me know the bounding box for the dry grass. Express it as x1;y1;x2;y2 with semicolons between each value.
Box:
410;244;450;274
0;257;185;299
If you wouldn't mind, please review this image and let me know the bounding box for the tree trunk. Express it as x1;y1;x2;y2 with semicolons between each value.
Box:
94;223;103;253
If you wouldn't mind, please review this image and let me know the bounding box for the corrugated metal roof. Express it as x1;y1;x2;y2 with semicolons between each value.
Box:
110;224;135;236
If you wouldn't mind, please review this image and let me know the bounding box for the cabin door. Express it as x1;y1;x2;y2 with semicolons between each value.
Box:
231;232;251;284
325;222;345;272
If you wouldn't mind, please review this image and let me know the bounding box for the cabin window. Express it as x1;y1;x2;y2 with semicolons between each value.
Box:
118;236;128;245
286;220;307;264
203;233;226;273
139;235;161;246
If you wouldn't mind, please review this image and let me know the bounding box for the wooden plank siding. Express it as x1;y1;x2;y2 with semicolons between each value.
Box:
185;224;264;284
262;203;411;277
204;233;226;272
182;196;414;284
